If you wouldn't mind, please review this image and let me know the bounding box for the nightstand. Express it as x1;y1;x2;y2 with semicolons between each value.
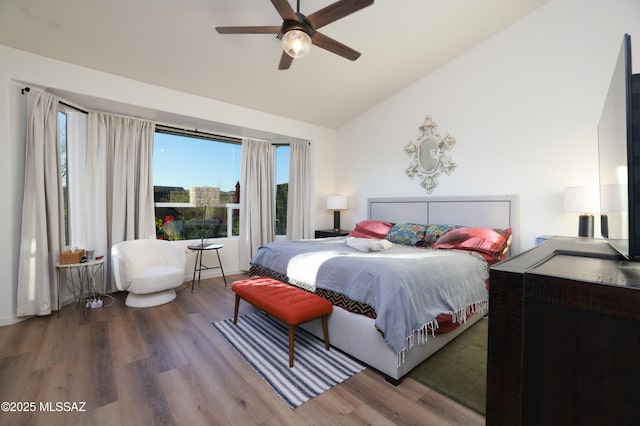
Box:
314;229;350;238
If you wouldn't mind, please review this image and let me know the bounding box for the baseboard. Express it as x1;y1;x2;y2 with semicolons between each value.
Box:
0;314;27;327
184;268;241;282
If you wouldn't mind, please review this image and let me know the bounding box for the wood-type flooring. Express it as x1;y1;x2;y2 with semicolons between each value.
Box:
0;274;484;425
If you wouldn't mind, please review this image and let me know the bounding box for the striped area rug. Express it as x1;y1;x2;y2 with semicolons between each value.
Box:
213;311;366;409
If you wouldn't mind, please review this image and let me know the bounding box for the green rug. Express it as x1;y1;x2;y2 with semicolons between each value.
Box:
408;317;487;415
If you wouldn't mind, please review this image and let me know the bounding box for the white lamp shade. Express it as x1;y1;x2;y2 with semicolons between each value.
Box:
563;185;600;213
326;195;348;210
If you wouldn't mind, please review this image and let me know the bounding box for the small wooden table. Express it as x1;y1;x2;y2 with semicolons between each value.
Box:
55;258;105;313
187;243;227;292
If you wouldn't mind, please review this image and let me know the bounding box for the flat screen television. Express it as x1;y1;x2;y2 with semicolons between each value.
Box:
598;33;640;259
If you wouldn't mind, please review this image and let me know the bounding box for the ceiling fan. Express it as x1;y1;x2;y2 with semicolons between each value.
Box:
215;0;374;70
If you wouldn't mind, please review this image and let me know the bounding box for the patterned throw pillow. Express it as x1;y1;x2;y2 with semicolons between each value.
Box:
385;223;428;246
423;224;461;246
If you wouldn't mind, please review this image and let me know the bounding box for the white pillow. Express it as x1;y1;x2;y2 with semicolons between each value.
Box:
345;237;393;252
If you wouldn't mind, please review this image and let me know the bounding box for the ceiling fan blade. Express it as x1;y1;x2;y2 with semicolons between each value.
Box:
306;0;374;30
312;31;361;61
278;51;294;70
271;0;298;22
215;26;281;34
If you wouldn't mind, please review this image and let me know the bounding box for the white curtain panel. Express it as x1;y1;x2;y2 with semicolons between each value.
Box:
286;141;312;240
239;138;275;271
88;112;155;291
74;110;109;269
16;90;64;317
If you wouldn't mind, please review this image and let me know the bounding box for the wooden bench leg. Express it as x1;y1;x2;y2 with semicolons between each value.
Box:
233;294;240;324
321;315;330;351
288;325;295;368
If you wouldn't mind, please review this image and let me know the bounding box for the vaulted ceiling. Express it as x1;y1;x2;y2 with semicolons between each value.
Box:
0;0;549;129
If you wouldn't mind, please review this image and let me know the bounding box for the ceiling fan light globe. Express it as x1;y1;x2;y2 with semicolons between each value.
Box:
282;29;311;59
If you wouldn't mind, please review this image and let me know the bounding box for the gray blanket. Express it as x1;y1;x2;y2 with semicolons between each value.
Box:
250;238;489;355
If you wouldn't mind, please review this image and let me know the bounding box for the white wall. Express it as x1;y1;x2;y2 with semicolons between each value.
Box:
0;46;337;324
2;0;639;324
336;0;640;254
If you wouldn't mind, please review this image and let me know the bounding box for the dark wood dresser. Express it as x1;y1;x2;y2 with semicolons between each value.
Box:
487;237;640;425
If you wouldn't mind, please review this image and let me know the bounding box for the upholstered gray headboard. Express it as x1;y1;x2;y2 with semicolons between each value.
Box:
368;195;519;254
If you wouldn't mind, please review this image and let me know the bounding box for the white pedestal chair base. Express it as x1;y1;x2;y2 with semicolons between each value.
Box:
124;288;177;308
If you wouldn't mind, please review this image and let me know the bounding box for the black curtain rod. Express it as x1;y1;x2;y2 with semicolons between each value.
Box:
21;86;89;114
155;124;242;144
20;86;270;145
59;101;88;114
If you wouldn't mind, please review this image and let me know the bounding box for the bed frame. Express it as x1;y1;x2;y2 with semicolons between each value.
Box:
300;195;519;382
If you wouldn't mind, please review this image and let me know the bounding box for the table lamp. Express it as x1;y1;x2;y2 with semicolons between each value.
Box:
326;195;348;232
563;185;600;237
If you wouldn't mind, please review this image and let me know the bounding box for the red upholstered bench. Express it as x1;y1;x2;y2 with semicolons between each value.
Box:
231;277;333;367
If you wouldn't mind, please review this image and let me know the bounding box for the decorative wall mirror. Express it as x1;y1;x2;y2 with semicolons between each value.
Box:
404;115;457;193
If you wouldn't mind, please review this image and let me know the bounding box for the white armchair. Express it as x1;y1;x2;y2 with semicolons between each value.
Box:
111;239;187;308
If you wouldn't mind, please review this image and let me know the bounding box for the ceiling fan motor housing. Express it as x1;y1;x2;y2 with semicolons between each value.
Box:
279;16;315;39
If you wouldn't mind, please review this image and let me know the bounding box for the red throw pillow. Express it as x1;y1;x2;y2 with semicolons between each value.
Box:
349;220;393;239
432;227;512;259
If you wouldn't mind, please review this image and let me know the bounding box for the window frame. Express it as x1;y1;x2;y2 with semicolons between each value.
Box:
58;109;70;247
153;127;242;241
152;127;291;240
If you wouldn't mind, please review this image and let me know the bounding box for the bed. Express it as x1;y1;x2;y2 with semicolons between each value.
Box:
249;195;519;382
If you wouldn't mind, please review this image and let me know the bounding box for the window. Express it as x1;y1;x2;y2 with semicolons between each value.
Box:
58;110;70;246
153;129;291;241
153;129;242;240
275;145;290;235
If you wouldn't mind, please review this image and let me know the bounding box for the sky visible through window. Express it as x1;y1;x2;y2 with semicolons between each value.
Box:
153;133;289;191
